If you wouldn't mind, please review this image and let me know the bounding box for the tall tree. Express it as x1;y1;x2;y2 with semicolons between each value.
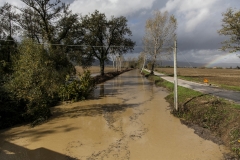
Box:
218;8;240;53
143;11;177;74
6;38;60;122
0;3;19;63
20;0;79;46
137;52;146;72
80;10;135;76
18;7;42;43
0;3;20;38
18;0;78;77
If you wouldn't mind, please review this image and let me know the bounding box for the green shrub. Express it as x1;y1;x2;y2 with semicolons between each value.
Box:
59;70;96;101
5;39;74;124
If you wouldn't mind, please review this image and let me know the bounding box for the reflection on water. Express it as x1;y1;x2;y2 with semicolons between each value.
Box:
100;84;104;97
0;70;228;160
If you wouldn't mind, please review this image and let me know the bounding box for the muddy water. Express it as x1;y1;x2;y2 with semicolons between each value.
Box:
0;70;228;160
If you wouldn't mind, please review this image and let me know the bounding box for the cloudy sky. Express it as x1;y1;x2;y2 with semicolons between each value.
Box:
1;0;240;66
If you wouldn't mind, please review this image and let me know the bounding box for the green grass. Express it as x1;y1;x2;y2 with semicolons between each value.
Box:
144;69;203;100
219;84;240;91
231;103;240;109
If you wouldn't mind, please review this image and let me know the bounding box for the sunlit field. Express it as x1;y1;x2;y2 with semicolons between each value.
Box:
155;68;240;91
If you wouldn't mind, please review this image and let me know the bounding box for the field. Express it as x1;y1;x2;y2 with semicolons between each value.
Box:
155;68;240;91
75;66;117;74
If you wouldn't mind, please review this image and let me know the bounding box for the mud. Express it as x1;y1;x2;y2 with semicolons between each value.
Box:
0;70;229;160
181;120;224;145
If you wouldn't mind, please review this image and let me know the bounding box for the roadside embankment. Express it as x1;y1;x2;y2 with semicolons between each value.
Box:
142;70;240;159
93;68;133;84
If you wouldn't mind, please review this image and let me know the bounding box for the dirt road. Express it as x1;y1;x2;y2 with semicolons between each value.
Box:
0;70;228;159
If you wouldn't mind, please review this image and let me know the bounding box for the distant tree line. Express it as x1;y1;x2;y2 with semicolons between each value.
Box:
0;0;135;128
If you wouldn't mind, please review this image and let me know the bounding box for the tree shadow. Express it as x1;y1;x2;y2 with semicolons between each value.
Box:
52;103;139;119
0;141;76;160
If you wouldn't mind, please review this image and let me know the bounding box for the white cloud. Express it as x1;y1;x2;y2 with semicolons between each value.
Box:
0;0;25;8
161;0;218;32
185;8;209;31
69;0;156;17
168;0;216;13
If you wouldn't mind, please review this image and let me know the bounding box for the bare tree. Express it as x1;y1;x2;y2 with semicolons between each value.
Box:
137;52;146;73
110;53;116;69
143;11;177;74
115;54;124;71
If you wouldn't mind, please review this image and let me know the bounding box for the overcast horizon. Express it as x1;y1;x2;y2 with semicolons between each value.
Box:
1;0;239;67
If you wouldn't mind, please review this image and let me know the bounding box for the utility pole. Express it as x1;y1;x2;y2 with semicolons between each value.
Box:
116;55;120;71
141;53;146;73
174;40;178;111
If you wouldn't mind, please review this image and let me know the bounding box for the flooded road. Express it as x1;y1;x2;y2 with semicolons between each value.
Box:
0;70;228;160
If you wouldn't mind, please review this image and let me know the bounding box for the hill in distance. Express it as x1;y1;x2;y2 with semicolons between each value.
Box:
85;59;239;68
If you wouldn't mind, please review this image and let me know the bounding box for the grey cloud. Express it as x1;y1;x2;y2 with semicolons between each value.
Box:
2;0;239;64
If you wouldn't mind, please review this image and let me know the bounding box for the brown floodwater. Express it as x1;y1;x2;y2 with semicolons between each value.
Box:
0;70;228;160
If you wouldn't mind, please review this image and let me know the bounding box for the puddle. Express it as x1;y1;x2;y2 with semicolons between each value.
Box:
0;70;228;160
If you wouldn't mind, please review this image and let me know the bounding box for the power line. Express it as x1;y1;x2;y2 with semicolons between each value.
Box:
0;39;173;49
0;39;134;47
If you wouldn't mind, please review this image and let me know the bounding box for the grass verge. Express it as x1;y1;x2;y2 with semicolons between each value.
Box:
142;70;240;158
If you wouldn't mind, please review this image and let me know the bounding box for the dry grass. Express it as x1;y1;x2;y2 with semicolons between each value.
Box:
75;66;117;74
155;68;240;90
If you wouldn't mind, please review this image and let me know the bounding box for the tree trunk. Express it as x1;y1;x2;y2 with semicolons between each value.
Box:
100;60;105;76
7;45;10;62
151;62;155;75
120;58;121;71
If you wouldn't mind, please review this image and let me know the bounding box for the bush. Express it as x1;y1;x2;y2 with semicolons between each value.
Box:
59;70;96;102
5;39;74;123
0;59;24;129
